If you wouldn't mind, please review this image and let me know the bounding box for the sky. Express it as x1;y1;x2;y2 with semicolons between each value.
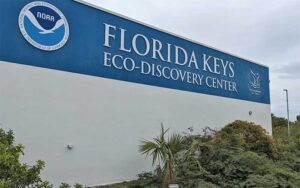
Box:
84;0;300;120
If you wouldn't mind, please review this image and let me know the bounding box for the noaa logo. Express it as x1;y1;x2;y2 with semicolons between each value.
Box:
18;1;69;51
249;70;261;95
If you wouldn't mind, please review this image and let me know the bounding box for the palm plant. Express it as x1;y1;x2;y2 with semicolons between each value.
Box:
139;124;183;186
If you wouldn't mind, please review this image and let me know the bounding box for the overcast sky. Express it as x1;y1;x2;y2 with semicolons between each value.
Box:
84;0;300;120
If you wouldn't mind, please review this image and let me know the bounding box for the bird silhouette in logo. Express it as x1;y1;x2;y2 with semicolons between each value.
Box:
250;70;260;89
25;11;64;34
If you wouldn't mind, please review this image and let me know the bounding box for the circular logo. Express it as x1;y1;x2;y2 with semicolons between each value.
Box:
19;1;69;51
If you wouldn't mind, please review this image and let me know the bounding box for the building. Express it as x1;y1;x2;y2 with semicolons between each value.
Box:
0;0;271;186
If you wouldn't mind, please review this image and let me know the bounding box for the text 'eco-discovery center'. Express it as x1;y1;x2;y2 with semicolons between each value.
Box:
0;0;271;186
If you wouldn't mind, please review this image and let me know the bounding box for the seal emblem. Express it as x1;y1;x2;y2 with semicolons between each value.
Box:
19;1;69;51
249;70;261;95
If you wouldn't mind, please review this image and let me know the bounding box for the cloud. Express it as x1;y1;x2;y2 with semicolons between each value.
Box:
273;62;300;79
255;1;300;55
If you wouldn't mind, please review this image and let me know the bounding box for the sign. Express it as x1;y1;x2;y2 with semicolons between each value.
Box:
0;0;270;104
18;1;69;51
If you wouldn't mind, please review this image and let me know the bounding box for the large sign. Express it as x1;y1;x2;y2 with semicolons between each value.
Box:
0;0;270;104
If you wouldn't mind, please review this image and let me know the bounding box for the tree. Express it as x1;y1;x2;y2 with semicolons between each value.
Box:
126;120;300;187
59;183;83;188
271;113;288;128
139;124;182;186
0;128;52;188
174;121;299;187
0;128;84;188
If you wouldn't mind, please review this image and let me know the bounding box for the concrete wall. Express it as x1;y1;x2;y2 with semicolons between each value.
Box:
0;61;271;186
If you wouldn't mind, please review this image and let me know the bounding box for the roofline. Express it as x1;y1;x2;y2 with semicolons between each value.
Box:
74;0;269;68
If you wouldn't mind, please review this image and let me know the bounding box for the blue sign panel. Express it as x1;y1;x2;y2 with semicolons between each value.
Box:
0;0;270;104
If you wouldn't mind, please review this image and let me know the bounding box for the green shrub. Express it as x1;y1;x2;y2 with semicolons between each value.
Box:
134;120;300;188
0;128;84;188
0;129;52;188
217;121;282;159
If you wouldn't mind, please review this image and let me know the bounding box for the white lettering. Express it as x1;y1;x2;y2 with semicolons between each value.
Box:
141;61;151;74
103;52;112;67
37;12;54;22
123;58;135;71
229;62;235;78
203;54;213;72
112;55;123;70
132;34;150;56
213;57;221;74
152;39;166;61
188;51;199;69
175;45;188;66
104;23;116;47
119;28;131;52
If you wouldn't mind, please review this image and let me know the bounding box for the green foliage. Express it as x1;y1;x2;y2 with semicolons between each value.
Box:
97;116;300;188
297;115;300;122
59;183;84;188
217;120;282;159
126;172;161;188
273;114;300;152
132;120;300;188
60;183;72;188
139;124;182;185
74;183;84;188
0;128;53;188
0;128;84;188
46;182;84;188
271;113;288;128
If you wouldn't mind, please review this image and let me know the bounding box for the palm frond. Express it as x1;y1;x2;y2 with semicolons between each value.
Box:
139;139;165;165
168;133;183;154
139;139;158;155
139;124;182;185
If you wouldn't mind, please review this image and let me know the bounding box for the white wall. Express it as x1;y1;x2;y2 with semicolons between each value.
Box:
0;61;271;186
